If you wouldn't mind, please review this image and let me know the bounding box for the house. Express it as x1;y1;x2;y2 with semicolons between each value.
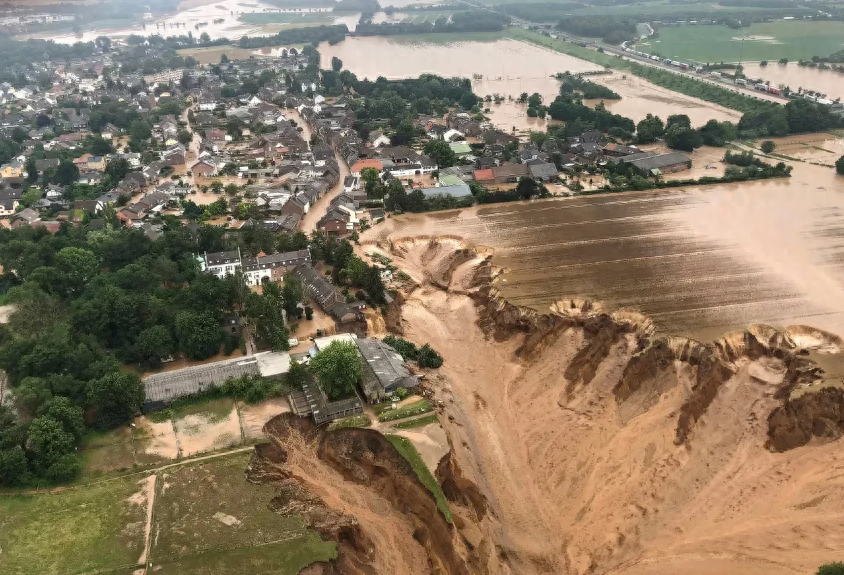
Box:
343;175;359;193
10;207;40;228
491;163;529;184
449;142;472;158
474;168;495;185
240;250;312;286
34;158;60;173
355;337;420;403
199;249;242;278
0;197;18;216
442;128;464;142
368;130;391;148
527;161;559;182
73;199;103;214
191;158;217;177
161;144;186;166
0;160;24;179
101;123;120;139
350;158;383;177
290;263;362;324
78;172;103;186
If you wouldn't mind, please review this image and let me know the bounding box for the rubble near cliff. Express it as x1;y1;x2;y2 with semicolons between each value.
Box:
246;414;485;575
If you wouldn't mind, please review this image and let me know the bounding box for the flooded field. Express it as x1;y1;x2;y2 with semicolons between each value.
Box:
585;71;743;125
744;62;844;101
363;136;844;341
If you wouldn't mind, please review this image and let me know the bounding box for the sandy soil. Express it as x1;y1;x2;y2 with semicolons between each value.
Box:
134;417;179;462
392;422;449;473
375;238;844;575
238;397;291;440
174;403;243;457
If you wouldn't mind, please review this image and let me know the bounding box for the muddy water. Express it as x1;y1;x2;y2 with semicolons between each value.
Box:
744;62;844;101
364;136;844;341
32;0;283;44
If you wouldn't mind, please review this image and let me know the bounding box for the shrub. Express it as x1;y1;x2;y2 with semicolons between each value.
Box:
417;344;443;369
760;140;776;154
818;563;844;575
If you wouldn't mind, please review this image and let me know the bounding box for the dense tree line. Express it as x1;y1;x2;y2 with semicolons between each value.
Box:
0;219;319;486
310;232;387;305
355;11;510;35
237;25;349;49
557;72;620;100
554;15;637;44
547;94;636;135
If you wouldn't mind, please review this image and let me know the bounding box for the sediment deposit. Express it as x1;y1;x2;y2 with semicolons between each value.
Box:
251;236;844;575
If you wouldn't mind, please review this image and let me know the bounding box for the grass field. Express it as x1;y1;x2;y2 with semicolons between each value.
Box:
0;453;336;575
327;414;373;430
386;434;452;523
0;475;148;575
638;21;844;63
151;453;335;572
177;45;259;64
377;399;433;422
392;413;439;429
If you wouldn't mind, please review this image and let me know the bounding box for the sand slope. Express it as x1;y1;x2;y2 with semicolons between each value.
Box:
383;238;844;575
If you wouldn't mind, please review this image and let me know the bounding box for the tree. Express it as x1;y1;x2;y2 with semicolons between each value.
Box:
516;176;540;199
38;396;84;442
665;114;691;131
636;114;664;144
331;56;343;72
224;183;239;196
133;325;174;369
392;118;416;146
15;377;52;414
182;200;203;220
286;359;308;390
837;155;844;175
0;447;28;486
26;416;75;475
55;160;79;186
55;247;99;292
221;53;229;64
760;140;776;154
105;157;130;182
129;119;152;141
527;92;543;108
88;136;113;156
818;564;844;575
175;310;223;360
417;343;443;368
423;139;457;169
25;157;38;184
200;32;211;43
309;340;362;399
177;129;192;146
11;126;27;143
282;276;304;317
664;124;702;152
86;372;144;428
699;119;736;147
244;284;289;351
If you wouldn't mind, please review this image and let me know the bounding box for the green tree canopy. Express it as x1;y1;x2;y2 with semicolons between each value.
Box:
310;340;362;399
423;139;457;169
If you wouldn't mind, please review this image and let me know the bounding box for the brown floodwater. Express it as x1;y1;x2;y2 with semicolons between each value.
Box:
363;135;844;341
320;38;746;128
744;62;844;101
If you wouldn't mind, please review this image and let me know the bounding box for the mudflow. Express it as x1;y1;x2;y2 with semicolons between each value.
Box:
250;237;844;575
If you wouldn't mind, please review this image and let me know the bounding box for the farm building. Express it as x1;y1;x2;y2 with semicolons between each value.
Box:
142;351;291;410
622;151;692;175
355;337;420;403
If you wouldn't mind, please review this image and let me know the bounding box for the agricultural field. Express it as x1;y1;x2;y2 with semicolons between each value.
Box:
637;20;844;63
177;45;260;64
0;475;150;575
150;453;336;573
238;12;333;25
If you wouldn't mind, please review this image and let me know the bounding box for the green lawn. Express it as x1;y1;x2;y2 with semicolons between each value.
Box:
377;399;433;422
0;475;149;575
392;413;439;429
638;20;844;63
386;435;452;523
327;414;373;430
